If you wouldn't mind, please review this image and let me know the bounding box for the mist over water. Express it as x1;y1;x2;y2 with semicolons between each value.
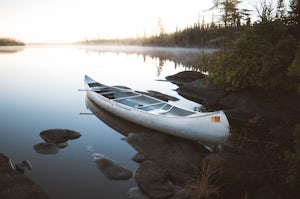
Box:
0;45;204;198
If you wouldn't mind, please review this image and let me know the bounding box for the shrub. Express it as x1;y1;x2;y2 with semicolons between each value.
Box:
198;21;298;91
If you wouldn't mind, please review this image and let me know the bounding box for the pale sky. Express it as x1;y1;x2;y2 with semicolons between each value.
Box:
0;0;260;43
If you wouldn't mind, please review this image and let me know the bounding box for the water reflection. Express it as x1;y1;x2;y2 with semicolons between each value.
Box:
78;45;214;69
33;129;81;154
0;46;24;54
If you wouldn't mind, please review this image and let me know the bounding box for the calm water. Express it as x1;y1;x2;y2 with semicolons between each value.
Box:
0;45;203;198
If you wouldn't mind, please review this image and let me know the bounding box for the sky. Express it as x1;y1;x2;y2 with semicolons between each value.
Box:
0;0;264;43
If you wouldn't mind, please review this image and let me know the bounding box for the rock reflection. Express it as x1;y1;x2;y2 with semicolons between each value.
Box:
33;129;81;154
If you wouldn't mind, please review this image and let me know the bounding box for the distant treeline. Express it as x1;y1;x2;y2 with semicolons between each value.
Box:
142;25;245;48
80;24;244;48
0;38;25;46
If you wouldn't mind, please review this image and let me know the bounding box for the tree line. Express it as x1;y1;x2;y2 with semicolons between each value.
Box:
0;38;25;46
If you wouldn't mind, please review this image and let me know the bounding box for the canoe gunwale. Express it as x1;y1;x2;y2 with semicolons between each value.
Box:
84;75;230;144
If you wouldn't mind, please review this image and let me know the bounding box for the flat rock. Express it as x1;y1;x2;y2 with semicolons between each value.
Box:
166;71;205;86
40;129;81;144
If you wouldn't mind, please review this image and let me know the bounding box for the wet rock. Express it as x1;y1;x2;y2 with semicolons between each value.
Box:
33;129;81;154
126;132;209;185
131;152;147;163
168;72;300;125
177;79;229;108
33;142;59;154
40;129;81;144
171;185;192;199
15;160;32;174
166;71;205;86
0;153;50;199
93;154;132;180
128;187;149;199
135;160;173;199
0;153;15;172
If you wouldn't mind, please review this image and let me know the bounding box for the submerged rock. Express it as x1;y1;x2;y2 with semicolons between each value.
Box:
93;154;132;180
33;142;59;154
0;153;49;199
33;129;81;154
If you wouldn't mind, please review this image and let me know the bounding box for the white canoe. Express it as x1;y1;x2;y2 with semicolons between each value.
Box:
84;75;230;144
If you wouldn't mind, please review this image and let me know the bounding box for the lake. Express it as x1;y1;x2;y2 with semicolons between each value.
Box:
0;45;206;198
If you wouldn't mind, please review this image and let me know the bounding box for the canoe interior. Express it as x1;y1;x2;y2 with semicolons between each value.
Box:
87;81;195;116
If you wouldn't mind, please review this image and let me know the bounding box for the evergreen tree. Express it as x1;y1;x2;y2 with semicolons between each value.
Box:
210;0;242;27
288;44;300;91
287;0;300;38
275;0;286;20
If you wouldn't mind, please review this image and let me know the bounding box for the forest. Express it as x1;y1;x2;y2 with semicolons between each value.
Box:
0;38;25;46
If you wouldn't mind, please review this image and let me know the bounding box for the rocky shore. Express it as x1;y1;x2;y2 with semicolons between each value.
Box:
86;92;295;199
164;71;300;199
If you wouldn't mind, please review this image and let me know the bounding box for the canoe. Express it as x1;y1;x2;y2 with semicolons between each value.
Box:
84;75;230;144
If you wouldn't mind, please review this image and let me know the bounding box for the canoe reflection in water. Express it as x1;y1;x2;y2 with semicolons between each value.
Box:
33;129;81;154
85;96;210;198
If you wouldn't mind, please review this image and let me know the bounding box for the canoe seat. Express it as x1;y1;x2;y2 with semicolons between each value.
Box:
99;91;115;99
100;91;115;95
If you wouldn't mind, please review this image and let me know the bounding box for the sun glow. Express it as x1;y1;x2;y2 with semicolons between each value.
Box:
0;0;213;43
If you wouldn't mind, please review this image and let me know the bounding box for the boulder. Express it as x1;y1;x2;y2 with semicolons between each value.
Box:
126;132;209;185
134;160;173;199
131;152;147;163
168;72;300;125
166;71;205;86
177;79;229;107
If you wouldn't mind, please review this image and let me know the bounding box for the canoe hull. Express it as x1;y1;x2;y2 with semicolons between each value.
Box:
84;76;230;144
